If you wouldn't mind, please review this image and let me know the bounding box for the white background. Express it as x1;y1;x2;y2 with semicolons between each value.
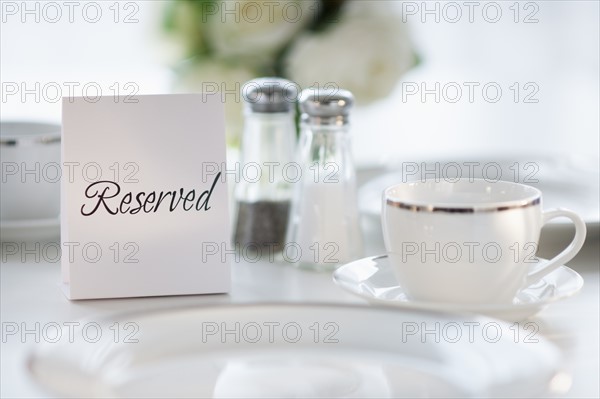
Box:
1;0;598;165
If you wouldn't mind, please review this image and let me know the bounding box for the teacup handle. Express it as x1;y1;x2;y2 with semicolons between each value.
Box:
526;208;587;286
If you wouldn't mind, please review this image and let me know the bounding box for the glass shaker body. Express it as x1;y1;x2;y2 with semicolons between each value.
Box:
233;79;297;252
286;116;363;270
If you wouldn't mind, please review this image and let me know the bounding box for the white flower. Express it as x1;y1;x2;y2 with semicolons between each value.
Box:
284;1;414;104
205;0;319;59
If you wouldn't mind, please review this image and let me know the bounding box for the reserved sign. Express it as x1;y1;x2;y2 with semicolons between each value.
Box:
79;177;220;216
61;94;230;299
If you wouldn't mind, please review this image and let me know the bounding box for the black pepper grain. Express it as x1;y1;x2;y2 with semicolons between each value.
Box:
233;200;291;252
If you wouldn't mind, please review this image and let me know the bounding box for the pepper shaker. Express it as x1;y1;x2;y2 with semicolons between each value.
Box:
233;78;298;252
286;88;364;270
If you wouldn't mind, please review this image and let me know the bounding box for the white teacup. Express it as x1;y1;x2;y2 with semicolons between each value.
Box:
382;179;587;304
1;122;61;221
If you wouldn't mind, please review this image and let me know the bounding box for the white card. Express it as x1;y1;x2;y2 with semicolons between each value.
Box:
61;94;230;299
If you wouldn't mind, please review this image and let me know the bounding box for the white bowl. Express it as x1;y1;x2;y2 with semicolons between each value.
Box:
1;121;61;221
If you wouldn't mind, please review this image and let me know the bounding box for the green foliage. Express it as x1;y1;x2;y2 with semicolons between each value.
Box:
163;0;348;66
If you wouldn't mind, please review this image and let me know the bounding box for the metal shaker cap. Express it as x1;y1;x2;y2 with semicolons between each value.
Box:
242;77;299;113
299;88;354;125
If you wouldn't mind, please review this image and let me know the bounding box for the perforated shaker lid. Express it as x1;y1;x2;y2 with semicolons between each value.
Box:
241;77;299;113
299;88;354;125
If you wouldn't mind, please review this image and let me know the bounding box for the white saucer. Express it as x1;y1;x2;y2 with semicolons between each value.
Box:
28;304;562;398
0;217;60;242
333;255;584;321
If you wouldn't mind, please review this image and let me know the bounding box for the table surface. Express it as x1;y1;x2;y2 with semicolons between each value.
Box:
1;220;599;398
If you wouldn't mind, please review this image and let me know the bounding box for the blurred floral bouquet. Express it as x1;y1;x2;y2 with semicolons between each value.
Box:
163;0;415;145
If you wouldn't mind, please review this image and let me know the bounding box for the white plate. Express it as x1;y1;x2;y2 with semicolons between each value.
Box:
28;304;562;398
359;156;600;226
0;217;60;242
333;255;584;321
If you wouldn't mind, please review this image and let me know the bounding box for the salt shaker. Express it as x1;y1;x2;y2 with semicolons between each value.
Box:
233;78;298;252
286;88;363;270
